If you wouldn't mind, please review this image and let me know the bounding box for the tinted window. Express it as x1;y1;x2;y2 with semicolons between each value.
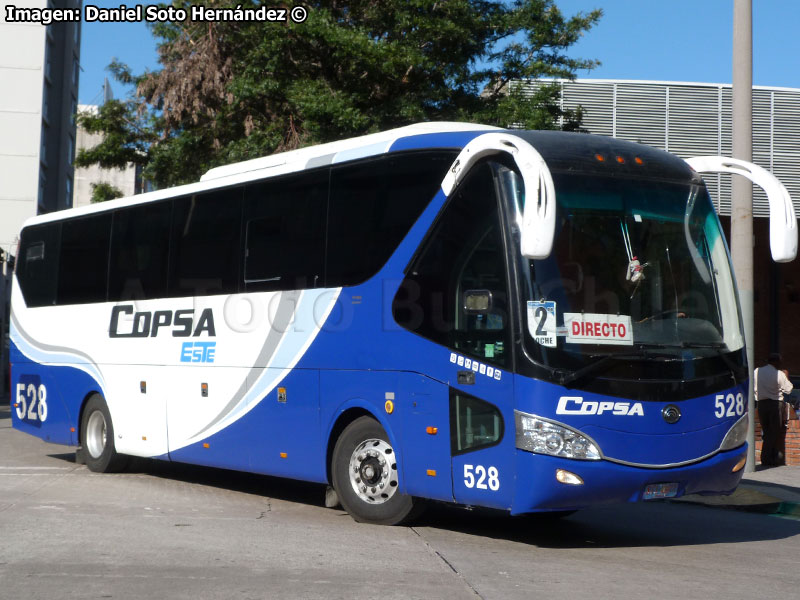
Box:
169;187;242;297
57;213;111;304
244;170;326;292
392;162;512;367
450;391;504;455
109;202;171;301
326;151;457;287
16;223;60;307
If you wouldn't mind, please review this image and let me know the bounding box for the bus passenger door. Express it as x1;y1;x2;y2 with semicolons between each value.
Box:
398;373;454;503
392;158;518;510
450;382;514;511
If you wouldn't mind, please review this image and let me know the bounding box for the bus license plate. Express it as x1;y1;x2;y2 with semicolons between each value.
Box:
643;482;679;500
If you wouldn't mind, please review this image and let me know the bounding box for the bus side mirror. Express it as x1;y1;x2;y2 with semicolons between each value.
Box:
442;133;557;260
519;165;557;260
686;156;798;262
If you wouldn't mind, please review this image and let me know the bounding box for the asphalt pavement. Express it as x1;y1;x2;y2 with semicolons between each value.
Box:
4;390;800;599
2;389;799;515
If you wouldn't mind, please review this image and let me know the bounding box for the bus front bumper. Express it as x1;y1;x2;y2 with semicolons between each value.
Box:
510;445;747;515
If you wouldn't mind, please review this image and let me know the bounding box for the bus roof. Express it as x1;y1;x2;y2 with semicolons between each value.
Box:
21;122;497;230
22;123;698;233
200;122;498;181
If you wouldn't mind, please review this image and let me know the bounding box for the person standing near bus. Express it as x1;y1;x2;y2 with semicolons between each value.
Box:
755;353;794;467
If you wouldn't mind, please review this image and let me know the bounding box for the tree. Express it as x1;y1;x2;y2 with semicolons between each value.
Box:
90;182;125;203
75;99;154;171
79;1;601;188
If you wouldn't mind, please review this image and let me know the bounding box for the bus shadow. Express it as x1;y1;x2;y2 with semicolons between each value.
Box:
128;456;327;508
44;449;800;548
416;500;800;548
741;479;800;500
0;401;10;421
43;450;329;508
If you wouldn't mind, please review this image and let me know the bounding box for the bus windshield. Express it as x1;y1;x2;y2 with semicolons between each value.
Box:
519;173;744;368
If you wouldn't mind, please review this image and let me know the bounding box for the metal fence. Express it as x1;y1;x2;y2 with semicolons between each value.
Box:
518;79;800;218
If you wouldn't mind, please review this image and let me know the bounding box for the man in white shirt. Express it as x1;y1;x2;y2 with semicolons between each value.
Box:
755;353;794;467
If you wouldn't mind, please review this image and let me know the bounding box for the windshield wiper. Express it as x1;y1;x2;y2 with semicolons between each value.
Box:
676;342;744;381
559;346;678;388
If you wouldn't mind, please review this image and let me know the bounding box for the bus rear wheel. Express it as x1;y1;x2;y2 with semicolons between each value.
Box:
331;416;422;525
80;394;128;473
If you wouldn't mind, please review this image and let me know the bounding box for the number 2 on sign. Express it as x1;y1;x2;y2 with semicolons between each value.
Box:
463;464;500;491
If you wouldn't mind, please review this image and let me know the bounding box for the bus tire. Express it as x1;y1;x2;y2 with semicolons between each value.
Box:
331;416;422;525
80;394;128;473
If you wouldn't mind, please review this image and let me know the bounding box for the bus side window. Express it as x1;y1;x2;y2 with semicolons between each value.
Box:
57;213;112;305
109;202;171;301
326;151;457;287
170;187;243;297
16;223;61;307
450;391;503;455
243;171;327;292
392;161;512;368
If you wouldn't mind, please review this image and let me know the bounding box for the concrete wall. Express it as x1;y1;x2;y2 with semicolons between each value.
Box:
73;105;140;207
0;0;47;257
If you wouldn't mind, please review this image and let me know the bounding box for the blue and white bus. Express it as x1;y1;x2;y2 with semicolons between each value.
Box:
10;123;797;524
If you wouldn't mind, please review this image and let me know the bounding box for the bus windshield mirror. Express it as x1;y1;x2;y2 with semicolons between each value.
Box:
519;164;557;260
441;133;557;260
686;156;798;262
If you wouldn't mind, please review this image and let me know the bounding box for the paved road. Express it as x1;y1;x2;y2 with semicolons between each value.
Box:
2;402;800;599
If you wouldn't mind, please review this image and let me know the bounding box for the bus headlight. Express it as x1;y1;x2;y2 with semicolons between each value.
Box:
515;410;601;460
720;413;749;451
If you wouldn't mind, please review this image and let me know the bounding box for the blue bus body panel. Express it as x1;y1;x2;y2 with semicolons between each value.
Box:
451;441;516;510
388;131;495;153
319;370;454;502
9;339;93;446
167;407;255;473
511;446;746;514
514;376;748;467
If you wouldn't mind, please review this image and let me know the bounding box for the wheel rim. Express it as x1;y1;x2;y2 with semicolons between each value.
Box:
85;411;107;459
348;438;399;504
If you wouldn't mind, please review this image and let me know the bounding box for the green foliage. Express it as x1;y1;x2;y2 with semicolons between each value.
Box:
90;182;125;203
75;101;155;170
82;0;601;188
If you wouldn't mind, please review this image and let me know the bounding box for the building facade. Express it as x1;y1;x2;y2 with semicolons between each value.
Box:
0;0;81;394
73;104;143;208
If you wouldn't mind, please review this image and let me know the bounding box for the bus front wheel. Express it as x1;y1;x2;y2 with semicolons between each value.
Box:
80;394;128;473
331;416;422;525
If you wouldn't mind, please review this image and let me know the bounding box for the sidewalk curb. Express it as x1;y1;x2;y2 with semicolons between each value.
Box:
772;501;800;518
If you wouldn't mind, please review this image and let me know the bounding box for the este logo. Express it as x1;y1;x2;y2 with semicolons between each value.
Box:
556;396;644;417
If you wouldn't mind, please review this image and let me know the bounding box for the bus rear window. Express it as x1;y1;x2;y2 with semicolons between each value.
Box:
16;223;60;307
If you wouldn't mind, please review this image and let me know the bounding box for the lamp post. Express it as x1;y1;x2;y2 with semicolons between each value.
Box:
732;0;755;471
